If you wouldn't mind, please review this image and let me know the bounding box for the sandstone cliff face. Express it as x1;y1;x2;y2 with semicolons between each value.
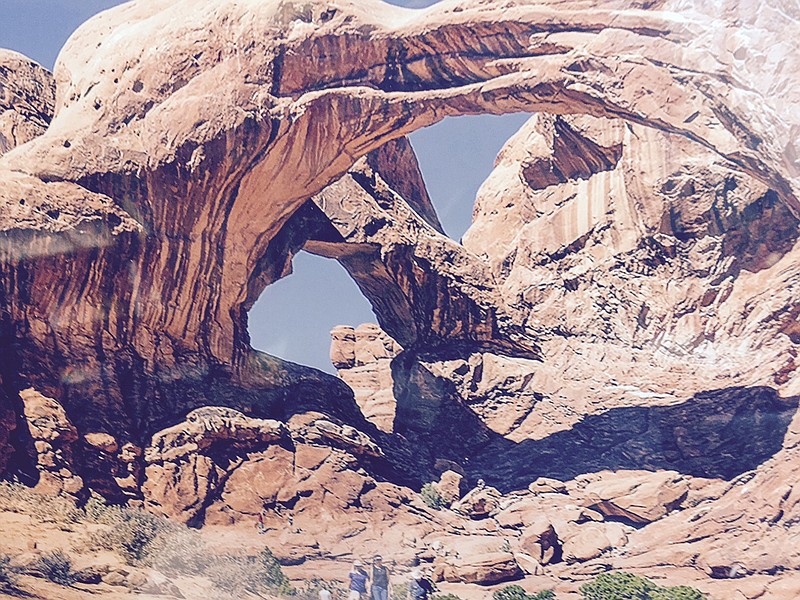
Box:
0;51;54;156
0;0;799;596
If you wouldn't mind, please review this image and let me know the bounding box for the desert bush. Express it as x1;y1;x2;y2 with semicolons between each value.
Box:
115;510;164;563
649;587;706;600
580;572;705;600
207;548;293;597
494;585;530;600
0;481;81;525
148;526;210;575
31;496;83;527
89;508;172;564
294;579;349;600
433;594;463;600
82;492;125;524
32;550;75;587
259;546;292;593
420;483;446;510
205;556;253;598
493;584;555;600
0;554;18;591
391;582;409;600
0;481;35;513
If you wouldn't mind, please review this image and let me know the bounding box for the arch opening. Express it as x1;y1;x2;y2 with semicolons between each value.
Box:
248;250;377;374
408;113;532;241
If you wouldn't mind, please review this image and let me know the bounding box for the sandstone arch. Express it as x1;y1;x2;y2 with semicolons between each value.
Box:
0;0;798;496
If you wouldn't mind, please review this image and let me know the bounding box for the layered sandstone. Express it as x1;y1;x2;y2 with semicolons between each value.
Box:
0;0;799;598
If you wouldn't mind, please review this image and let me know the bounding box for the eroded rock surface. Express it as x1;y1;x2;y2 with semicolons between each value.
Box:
0;0;799;597
331;324;401;432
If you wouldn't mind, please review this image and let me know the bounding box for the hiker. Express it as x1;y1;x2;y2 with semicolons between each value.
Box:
349;560;370;600
255;509;267;534
370;555;391;600
409;569;435;600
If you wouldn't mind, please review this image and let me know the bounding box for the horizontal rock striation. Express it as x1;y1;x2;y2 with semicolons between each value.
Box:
0;2;798;594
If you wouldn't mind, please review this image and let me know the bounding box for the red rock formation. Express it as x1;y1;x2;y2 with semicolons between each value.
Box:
0;0;799;595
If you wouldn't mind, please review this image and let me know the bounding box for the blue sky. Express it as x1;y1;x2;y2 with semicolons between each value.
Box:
1;0;529;373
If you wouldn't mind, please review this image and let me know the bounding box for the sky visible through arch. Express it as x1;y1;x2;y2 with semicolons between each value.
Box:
1;0;530;374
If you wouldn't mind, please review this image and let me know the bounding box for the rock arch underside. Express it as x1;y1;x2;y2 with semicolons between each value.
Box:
2;0;800;595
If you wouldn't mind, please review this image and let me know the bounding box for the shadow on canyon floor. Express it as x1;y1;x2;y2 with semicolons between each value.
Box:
468;386;799;492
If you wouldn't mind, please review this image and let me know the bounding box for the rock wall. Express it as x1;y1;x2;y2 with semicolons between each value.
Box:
330;324;401;433
0;0;799;594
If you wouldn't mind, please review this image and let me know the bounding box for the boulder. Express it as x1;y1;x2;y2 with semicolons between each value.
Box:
441;552;522;585
529;478;568;495
452;485;502;520
583;471;689;524
435;470;466;505
518;516;562;566
19;388;82;496
562;523;628;563
143;407;289;522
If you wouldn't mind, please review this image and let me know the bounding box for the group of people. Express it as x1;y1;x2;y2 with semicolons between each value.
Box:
324;556;435;600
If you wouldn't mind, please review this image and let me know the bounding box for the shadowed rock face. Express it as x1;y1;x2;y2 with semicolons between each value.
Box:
0;1;798;573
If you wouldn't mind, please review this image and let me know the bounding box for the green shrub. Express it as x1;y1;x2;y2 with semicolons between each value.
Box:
433;594;463;600
89;508;174;565
32;550;74;587
493;585;555;600
83;493;124;524
580;572;705;600
259;547;292;592
0;481;82;525
581;572;653;600
650;587;706;600
420;482;446;510
494;585;530;600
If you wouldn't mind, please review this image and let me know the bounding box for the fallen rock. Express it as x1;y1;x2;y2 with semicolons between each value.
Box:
441;552;522;585
562;523;628;563
452;485;502;520
102;571;127;586
529;478;567;495
73;566;104;585
518;516;562;566
583;471;689;524
435;470;466;506
83;432;119;454
19;388;82;496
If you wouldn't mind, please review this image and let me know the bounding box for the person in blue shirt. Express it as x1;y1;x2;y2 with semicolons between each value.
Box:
349;560;370;600
409;569;435;600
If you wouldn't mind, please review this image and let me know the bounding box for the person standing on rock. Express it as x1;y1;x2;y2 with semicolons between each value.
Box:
370;555;391;600
349;560;370;600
